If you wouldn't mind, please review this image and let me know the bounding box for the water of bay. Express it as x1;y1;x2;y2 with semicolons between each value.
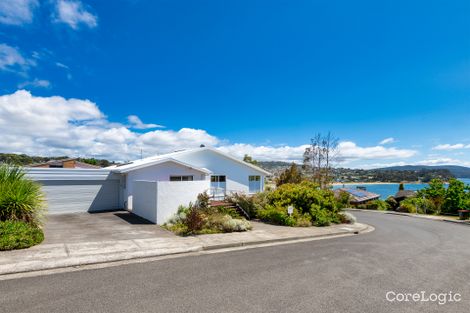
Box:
332;178;470;199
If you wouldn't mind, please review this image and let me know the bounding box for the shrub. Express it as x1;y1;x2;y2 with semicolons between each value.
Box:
0;220;44;251
225;193;258;218
164;194;253;236
0;164;45;225
339;212;357;224
399;197;437;214
256;182;343;227
257;205;296;226
295;214;312;227
385;196;398;211
365;200;389;211
335;191;351;209
213;206;241;219
206;214;252;232
183;205;205;235
311;207;333;226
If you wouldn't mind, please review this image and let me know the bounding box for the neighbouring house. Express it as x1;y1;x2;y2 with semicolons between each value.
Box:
394;190;417;203
26;147;271;224
29;158;101;169
336;187;380;205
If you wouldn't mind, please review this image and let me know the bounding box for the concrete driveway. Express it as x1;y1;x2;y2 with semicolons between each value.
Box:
43;211;176;244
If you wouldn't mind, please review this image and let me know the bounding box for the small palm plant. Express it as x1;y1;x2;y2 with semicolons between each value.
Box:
0;164;45;225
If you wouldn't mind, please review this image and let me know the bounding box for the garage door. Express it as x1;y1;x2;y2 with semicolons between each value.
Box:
40;180;120;214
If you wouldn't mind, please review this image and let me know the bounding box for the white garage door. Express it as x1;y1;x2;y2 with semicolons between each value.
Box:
40;180;120;214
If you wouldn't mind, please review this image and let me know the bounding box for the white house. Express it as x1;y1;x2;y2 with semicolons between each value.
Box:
27;147;271;224
107;147;271;223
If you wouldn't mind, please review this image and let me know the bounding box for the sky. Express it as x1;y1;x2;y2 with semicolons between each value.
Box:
0;0;469;168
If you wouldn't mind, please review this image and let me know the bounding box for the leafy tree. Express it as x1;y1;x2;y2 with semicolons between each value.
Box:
418;179;446;214
442;179;467;214
243;154;259;166
276;163;302;186
398;183;404;191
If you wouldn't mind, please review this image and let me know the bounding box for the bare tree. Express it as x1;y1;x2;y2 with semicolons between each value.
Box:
303;132;339;189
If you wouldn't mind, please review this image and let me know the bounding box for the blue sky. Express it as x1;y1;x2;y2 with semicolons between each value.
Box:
0;0;469;168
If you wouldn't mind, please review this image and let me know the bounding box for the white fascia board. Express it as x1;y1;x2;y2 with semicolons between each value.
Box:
111;158;212;174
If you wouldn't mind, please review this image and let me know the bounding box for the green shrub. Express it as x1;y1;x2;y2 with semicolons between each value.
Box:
256;182;343;227
257;205;296;226
335;191;351;209
365;200;389;211
0;220;44;251
0;164;45;225
164;194;253;236
206;214;252;232
311;208;333;226
295;214;312;227
399;197;437;214
226;192;266;218
215;206;241;219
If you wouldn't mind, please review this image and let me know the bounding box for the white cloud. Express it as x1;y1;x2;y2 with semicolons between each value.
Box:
54;0;97;30
337;141;417;160
55;62;69;69
0;43;35;74
432;143;470;151
217;144;308;162
18;78;51;89
127;115;164;129
0;90;424;163
379;137;395;145
0;90;216;160
0;0;38;26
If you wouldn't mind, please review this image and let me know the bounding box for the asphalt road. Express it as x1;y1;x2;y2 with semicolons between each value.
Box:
1;211;470;313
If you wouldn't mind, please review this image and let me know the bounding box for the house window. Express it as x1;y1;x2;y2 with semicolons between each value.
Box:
210;175;226;183
249;175;261;193
170;175;194;181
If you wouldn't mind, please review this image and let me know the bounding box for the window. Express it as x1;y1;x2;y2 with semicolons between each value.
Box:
249;176;260;182
211;175;226;183
249;175;261;193
170;175;194;181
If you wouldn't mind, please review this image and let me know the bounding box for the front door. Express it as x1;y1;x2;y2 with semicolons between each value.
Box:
210;175;226;198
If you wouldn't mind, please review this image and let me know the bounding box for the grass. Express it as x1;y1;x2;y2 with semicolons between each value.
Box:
0;220;44;251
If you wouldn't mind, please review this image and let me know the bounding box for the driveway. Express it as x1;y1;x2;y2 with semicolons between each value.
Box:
43;211;176;244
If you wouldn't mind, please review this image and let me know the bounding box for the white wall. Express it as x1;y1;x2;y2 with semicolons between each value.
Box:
156;180;210;224
173;149;265;194
125;161;208;210
131;180;209;224
132;181;158;223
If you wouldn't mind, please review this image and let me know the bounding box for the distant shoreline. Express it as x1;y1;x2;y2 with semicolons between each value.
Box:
332;181;422;186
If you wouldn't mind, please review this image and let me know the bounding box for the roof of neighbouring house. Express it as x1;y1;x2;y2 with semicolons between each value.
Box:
336;188;381;204
394;190;417;199
107;147;272;176
29;158;101;169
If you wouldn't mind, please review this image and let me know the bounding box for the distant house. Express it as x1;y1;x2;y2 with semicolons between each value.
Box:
336;187;380;205
29;158;101;169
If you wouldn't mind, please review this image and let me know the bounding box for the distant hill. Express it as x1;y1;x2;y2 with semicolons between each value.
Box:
258;161;457;182
377;165;470;178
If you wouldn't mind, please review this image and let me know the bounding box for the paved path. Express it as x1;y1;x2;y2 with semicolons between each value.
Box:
0;219;368;275
1;211;469;313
